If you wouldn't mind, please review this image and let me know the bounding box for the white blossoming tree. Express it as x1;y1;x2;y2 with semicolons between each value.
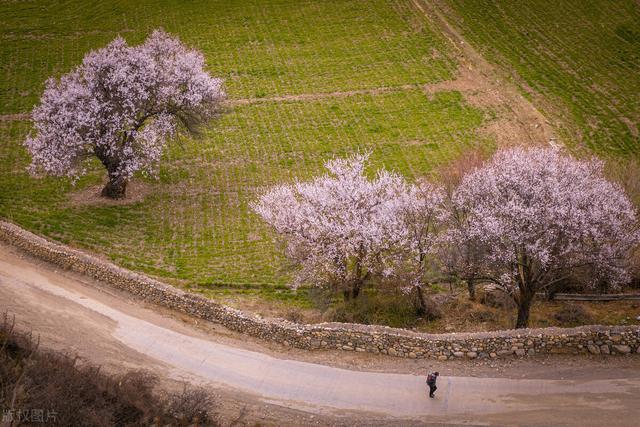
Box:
447;147;639;328
252;153;444;302
25;30;225;198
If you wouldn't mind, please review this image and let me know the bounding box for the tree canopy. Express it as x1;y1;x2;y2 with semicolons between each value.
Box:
25;30;225;198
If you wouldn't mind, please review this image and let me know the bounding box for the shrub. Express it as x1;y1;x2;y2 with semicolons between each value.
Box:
478;285;516;310
553;303;594;326
284;308;304;323
326;291;426;328
166;385;215;425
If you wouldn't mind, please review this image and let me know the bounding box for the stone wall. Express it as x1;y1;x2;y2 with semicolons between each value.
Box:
1;220;639;360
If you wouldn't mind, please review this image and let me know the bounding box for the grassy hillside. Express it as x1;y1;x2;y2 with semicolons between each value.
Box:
438;0;640;156
0;0;490;299
2;0;635;313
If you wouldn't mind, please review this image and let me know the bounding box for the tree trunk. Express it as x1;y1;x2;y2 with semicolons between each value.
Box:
414;285;427;315
101;173;128;199
95;145;128;199
515;292;534;329
342;259;365;301
342;281;361;301
467;278;476;301
351;283;360;299
414;284;440;320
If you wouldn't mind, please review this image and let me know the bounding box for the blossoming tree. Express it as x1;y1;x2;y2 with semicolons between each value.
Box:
448;147;639;328
437;209;488;301
397;180;446;313
436;149;488;300
252;153;444;302
25;30;225;198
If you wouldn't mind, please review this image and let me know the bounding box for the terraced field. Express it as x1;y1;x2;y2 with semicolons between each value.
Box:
436;0;640;155
1;0;637;310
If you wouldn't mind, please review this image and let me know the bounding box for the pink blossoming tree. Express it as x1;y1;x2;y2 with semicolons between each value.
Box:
436;207;488;301
252;154;445;302
396;179;447;313
447;147;639;328
25;30;225;198
435;150;488;301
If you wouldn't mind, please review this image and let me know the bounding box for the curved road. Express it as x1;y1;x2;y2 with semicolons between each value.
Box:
1;243;639;426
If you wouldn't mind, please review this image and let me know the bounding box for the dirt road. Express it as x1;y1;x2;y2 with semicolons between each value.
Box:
1;243;639;426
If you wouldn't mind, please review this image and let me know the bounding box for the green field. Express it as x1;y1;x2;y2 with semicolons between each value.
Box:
1;0;638;311
0;0;487;299
0;0;456;112
436;0;640;156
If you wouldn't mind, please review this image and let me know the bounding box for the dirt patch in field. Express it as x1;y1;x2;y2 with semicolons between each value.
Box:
412;0;556;148
227;84;421;106
621;116;639;138
67;181;154;207
226;64;555;149
1;29;135;41
420;66;553;146
0;113;30;121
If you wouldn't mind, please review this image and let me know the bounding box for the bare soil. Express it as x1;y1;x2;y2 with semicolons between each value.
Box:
411;0;556;148
67;181;155;206
0;113;30;121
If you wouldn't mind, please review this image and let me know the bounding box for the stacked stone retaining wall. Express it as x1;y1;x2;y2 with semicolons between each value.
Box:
1;220;639;360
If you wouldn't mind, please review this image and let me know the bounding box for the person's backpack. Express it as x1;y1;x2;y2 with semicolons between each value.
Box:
426;373;436;385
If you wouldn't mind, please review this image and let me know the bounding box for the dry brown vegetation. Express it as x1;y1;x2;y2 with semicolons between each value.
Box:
0;313;218;426
419;291;640;333
218;285;640;334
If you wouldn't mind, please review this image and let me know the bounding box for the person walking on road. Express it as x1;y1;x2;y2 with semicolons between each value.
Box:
426;371;439;398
